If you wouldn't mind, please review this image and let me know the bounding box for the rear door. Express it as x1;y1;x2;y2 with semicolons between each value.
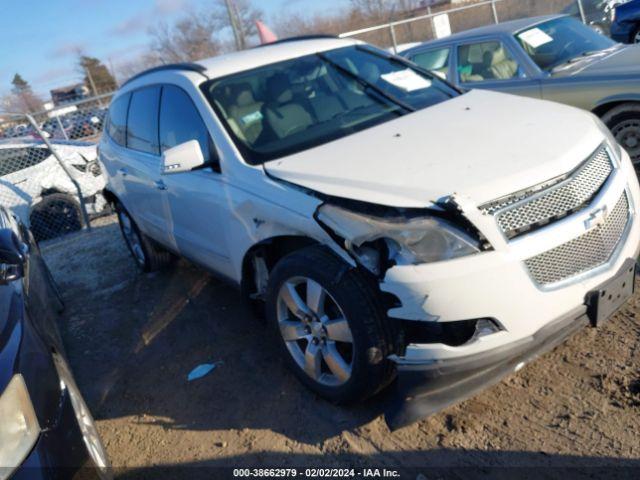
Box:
157;84;232;275
120;86;171;245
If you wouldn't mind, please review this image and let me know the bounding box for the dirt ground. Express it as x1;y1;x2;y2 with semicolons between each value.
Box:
41;216;640;479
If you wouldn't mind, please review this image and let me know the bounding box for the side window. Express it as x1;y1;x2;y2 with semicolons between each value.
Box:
159;85;215;168
457;41;524;83
127;86;161;155
107;93;130;147
410;48;450;80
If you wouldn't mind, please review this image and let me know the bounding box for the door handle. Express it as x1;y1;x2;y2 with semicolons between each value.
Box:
117;168;128;177
154;180;167;191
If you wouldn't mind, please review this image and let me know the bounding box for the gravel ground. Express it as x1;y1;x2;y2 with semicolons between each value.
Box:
41;216;640;479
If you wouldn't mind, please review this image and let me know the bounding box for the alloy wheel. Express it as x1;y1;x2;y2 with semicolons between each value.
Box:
276;276;354;387
118;211;145;266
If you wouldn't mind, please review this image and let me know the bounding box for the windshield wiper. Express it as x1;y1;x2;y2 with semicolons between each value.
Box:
549;50;603;72
316;52;416;113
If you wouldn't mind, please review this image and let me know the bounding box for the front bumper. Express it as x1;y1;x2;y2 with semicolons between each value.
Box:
386;301;594;429
381;148;640;428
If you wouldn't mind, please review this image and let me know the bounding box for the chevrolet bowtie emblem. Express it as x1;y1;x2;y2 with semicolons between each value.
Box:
584;206;608;231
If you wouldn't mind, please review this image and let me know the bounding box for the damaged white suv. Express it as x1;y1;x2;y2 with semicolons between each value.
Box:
99;37;640;428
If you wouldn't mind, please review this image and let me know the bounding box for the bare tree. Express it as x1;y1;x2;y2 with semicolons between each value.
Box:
213;0;263;50
149;11;222;63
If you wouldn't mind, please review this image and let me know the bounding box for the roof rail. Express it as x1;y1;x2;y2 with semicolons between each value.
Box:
122;62;208;87
256;34;339;48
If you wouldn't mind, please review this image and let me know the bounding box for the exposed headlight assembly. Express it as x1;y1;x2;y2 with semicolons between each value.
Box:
316;204;481;273
0;375;40;479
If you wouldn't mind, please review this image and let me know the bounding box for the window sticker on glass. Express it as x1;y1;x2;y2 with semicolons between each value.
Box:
380;69;432;92
518;28;553;48
241;110;263;127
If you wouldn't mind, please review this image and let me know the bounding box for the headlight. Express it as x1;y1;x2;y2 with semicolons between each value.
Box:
316;204;480;268
0;375;40;478
593;114;622;161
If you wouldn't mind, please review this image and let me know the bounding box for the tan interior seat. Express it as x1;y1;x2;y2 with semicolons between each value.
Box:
487;47;518;80
228;84;263;145
264;75;313;139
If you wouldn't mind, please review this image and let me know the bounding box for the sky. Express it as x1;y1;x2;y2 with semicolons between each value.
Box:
0;0;347;99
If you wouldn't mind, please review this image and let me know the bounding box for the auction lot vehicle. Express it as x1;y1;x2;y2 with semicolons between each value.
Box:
611;0;640;43
401;15;640;164
0;207;111;479
99;37;640;428
0;140;107;241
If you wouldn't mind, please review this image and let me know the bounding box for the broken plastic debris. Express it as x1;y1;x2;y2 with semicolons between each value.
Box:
187;361;223;381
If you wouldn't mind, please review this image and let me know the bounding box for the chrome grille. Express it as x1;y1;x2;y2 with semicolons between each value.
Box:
481;145;613;239
524;192;630;286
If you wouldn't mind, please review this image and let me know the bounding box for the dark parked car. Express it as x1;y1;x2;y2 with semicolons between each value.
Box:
401;15;640;164
611;0;640;43
0;207;111;479
563;0;617;35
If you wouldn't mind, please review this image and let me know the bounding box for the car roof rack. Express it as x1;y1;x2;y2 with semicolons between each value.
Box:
255;34;339;48
122;63;208;87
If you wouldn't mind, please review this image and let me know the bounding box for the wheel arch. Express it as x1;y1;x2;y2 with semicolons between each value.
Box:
240;235;320;300
592;96;640;118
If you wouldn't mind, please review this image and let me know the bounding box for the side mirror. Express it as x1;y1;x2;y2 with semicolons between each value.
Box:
161;140;206;175
0;229;25;285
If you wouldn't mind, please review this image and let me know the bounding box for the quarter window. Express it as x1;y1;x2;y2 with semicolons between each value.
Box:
106;93;130;147
159;85;213;165
127;86;161;155
410;48;450;80
457;41;524;83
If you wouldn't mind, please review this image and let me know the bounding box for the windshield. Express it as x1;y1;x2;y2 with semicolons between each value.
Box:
201;45;458;164
515;17;616;71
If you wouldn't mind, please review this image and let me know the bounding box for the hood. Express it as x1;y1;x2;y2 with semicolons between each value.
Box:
265;89;604;208
554;45;640;77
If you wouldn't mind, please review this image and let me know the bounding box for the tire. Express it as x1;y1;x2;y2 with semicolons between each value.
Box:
602;103;640;165
114;201;173;272
30;193;84;242
633;26;640;44
266;245;396;404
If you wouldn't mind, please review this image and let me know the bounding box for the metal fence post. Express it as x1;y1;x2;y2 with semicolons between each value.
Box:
24;114;92;231
577;0;587;23
491;0;500;24
54;115;70;141
389;23;398;53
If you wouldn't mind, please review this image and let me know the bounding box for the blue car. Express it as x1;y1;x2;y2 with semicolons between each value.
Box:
611;0;640;43
0;207;111;479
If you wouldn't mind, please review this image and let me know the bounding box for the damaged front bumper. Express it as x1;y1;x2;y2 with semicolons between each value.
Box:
385;305;591;430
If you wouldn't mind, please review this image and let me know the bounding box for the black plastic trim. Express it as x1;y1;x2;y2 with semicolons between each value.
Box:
122;63;208;87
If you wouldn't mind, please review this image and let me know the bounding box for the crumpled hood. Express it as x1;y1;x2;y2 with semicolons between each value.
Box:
265;89;605;208
555;45;640;77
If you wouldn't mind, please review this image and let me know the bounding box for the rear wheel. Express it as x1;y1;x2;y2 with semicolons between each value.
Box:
602;103;640;165
115;201;172;272
30;193;83;242
266;245;395;404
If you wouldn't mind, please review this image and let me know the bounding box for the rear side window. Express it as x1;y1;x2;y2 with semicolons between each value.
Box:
0;147;51;176
410;48;450;80
127;86;161;155
159;85;213;163
107;93;130;146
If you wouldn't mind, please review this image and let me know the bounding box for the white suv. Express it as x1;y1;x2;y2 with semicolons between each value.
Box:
99;37;640;429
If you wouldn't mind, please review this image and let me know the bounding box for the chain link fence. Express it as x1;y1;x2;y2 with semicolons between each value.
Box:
339;0;584;50
0;94;113;242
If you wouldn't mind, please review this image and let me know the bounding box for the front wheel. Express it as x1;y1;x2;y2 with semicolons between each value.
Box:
266;245;396;404
602;103;640;165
